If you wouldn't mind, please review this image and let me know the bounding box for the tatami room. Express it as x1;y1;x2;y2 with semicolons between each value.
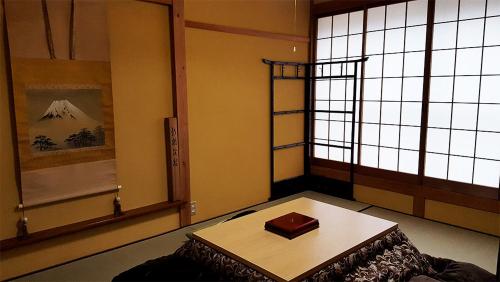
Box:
0;0;498;281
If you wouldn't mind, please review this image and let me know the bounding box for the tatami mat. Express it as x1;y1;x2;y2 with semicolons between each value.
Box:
13;191;498;281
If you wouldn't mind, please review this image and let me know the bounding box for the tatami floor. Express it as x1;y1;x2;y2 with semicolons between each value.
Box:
13;191;499;281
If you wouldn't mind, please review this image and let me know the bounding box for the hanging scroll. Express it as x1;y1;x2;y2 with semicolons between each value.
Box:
4;0;117;207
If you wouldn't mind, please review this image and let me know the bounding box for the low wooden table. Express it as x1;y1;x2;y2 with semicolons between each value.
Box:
192;198;397;281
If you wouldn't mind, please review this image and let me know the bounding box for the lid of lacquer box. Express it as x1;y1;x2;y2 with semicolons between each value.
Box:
265;212;319;233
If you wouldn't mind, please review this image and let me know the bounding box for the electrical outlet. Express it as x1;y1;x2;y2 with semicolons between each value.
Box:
190;201;197;216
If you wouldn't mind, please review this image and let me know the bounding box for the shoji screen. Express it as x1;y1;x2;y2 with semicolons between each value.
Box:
425;0;500;187
314;11;363;163
361;0;428;174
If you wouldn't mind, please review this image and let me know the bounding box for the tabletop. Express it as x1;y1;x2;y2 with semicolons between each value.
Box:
192;197;398;281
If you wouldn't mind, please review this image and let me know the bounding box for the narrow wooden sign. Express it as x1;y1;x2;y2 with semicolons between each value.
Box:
165;117;180;202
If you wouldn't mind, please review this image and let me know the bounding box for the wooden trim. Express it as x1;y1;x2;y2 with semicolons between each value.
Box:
311;164;349;182
311;158;350;172
169;0;191;226
309;0;315;65
137;0;173;6
311;165;417;195
185;20;310;43
417;0;435;183
357;9;367;165
421;186;499;213
308;6;317;168
423;177;498;200
356;166;419;184
305;7;314;176
304;6;318;163
356;173;418;196
412;196;425;217
312;158;498;200
0;201;185;251
310;164;499;214
413;0;435;217
311;158;419;184
312;0;408;17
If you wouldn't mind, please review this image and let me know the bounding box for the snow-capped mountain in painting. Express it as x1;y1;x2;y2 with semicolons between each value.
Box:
39;100;82;120
29;99;104;152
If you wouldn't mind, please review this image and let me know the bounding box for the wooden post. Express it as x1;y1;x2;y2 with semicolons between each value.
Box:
414;0;436;218
169;0;191;226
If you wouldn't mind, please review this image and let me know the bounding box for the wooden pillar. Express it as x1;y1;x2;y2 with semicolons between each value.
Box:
169;0;191;226
414;0;435;218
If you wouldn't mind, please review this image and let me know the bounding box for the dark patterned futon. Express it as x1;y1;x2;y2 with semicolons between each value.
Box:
113;227;497;281
174;228;433;281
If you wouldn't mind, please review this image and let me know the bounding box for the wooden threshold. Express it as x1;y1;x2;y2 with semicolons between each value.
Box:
0;200;184;252
185;20;310;43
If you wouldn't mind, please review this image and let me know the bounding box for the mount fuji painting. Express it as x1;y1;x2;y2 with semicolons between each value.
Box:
27;88;105;153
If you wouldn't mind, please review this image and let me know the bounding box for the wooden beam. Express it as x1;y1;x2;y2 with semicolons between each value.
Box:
312;0;408;17
423;177;498;200
357;9;367;165
310;165;499;214
185;20;310;43
0;201;184;251
421;186;500;214
169;0;191;226
413;0;436;218
308;4;317;167
311;158;420;184
137;0;173;6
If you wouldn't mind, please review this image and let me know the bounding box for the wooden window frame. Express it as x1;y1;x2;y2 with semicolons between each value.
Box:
311;0;499;215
